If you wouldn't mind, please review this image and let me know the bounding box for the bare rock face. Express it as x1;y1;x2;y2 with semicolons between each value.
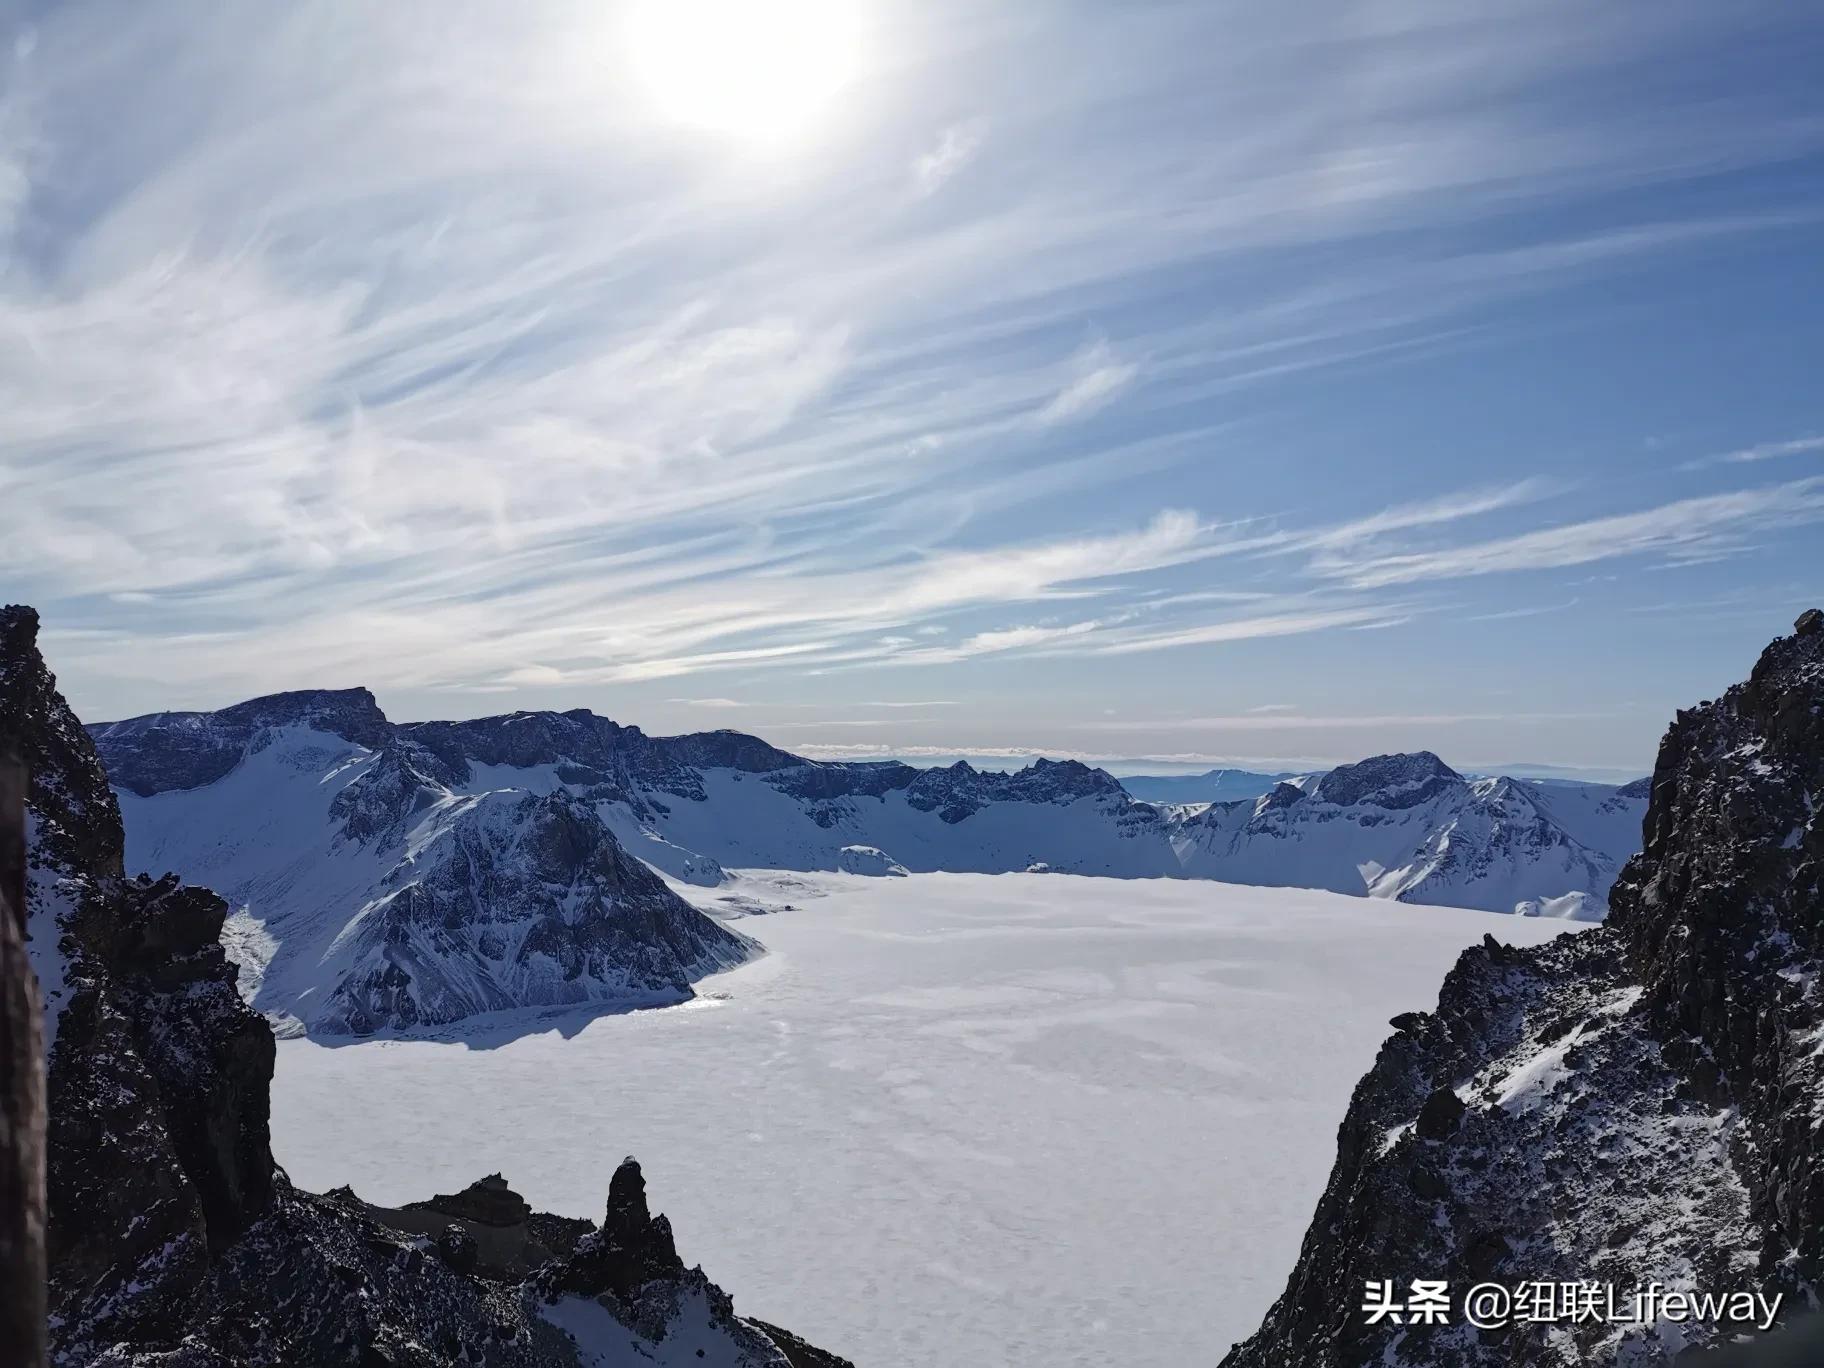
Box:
89;687;393;797
4;604;274;1350
835;845;908;877
4;606;850;1368
1;732;47;1368
531;1159;854;1368
1223;611;1824;1368
537;1158;684;1303
318;784;756;1036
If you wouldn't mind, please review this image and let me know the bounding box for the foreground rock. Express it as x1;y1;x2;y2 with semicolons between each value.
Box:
4;605;850;1368
0;733;46;1368
1223;611;1824;1367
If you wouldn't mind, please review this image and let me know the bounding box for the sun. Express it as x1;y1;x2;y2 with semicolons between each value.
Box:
625;0;866;146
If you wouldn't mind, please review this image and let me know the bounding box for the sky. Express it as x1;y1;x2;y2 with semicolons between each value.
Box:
4;0;1823;778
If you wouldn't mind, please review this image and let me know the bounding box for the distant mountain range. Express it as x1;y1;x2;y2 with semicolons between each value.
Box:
1118;765;1649;805
85;689;1650;1036
1116;768;1300;804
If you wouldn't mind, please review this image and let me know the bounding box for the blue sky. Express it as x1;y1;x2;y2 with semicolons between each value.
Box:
4;0;1822;776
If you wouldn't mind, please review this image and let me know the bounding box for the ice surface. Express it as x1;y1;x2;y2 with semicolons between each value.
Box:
270;871;1575;1367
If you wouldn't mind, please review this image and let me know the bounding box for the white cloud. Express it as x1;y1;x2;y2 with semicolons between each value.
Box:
1317;479;1824;590
1465;598;1580;622
1033;340;1140;426
765;717;950;729
912;620;1104;663
1295;481;1561;551
9;1;1822;721
1721;435;1824;463
1082;710;1606;732
912;120;986;195
1087;606;1405;655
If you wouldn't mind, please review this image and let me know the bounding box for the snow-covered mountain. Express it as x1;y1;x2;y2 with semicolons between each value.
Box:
87;691;1646;1031
90;694;755;1037
1172;753;1649;920
1117;767;1295;804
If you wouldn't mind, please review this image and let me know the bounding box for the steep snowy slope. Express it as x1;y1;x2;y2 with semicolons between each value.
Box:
1173;754;1637;918
99;704;755;1036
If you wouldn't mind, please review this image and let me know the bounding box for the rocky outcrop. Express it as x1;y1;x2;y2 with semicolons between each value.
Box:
89;693;760;1038
1;732;46;1368
5;605;850;1368
362;1174;593;1282
1222;610;1824;1367
316;785;755;1036
835;846;908;877
1177;754;1640;918
92;696;1132;823
530;1159;854;1368
88;687;392;797
1309;751;1462;809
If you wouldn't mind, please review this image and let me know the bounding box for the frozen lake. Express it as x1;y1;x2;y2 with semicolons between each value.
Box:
271;872;1575;1366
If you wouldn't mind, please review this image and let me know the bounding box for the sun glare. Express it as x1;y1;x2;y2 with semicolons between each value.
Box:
626;0;866;146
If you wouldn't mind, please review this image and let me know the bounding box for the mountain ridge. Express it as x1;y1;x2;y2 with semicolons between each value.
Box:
82;677;1651;1034
89;692;1644;916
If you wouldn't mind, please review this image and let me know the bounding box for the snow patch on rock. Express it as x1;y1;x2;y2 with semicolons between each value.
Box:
835;845;907;877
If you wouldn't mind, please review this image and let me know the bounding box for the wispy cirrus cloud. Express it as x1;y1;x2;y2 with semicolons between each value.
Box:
912;120;986;196
5;0;1821;743
1313;479;1824;590
1678;434;1824;471
1464;598;1580;622
1081;710;1609;732
1292;481;1564;552
1721;435;1824;463
1086;605;1406;655
668;697;959;709
1032;340;1140;426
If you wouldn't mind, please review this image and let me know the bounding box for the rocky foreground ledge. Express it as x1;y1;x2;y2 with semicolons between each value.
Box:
1223;611;1824;1368
3;604;851;1368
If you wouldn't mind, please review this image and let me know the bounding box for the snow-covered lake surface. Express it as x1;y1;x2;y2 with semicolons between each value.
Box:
270;871;1576;1367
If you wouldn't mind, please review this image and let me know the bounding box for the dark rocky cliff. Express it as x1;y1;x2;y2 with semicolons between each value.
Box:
1223;610;1824;1367
4;605;851;1368
1;730;47;1368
